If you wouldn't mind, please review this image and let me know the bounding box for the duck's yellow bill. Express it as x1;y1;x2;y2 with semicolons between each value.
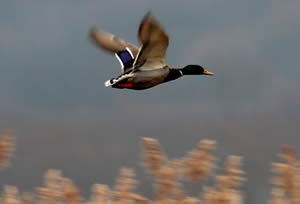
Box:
203;70;214;76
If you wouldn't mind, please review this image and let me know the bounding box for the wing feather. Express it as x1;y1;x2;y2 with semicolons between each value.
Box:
90;28;139;57
134;13;169;69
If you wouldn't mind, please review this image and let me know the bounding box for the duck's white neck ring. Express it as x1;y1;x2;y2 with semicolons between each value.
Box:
179;70;183;76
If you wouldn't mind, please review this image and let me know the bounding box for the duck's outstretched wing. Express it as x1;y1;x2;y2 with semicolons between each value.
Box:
90;28;139;57
133;12;169;70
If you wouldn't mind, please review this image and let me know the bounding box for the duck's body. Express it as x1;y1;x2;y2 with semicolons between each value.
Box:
106;67;170;90
90;12;214;90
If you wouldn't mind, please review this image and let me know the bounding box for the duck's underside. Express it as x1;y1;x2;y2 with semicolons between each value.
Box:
105;70;169;90
104;47;168;90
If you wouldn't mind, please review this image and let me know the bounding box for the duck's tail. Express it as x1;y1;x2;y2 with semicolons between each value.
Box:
104;78;116;87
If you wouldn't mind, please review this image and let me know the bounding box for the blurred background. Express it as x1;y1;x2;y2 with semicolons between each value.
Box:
0;0;300;203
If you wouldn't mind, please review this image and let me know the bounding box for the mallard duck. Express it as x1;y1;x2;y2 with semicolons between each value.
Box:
90;12;214;90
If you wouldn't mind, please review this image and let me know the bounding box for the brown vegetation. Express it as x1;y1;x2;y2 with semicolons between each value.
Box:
0;132;299;204
0;130;15;168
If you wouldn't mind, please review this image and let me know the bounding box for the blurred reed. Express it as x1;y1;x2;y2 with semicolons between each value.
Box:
0;130;15;168
0;133;298;204
270;145;300;204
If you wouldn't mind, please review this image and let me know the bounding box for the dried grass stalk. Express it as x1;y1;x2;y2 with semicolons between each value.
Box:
180;197;201;204
142;137;167;178
269;188;288;204
37;169;70;204
155;160;182;200
87;184;112;204
63;178;81;204
129;193;150;204
203;156;245;204
113;168;148;204
37;169;65;204
270;145;300;204
182;140;216;182
0;186;21;204
21;192;35;204
0;130;15;168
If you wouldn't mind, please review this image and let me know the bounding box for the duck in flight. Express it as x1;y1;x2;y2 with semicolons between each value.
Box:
90;12;214;90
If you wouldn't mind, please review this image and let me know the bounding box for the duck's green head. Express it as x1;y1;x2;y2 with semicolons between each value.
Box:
181;65;214;76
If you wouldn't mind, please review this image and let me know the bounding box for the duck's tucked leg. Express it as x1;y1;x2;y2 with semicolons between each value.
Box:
115;47;135;73
115;82;133;88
